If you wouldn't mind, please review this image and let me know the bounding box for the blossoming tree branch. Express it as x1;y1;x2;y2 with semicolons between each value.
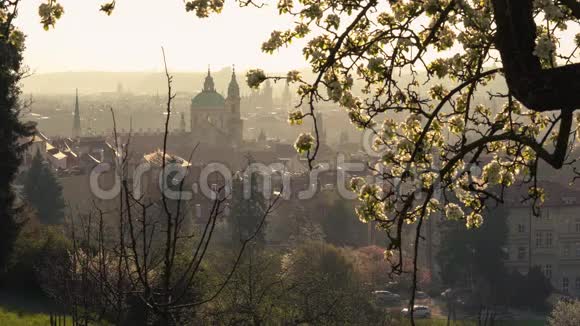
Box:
241;0;580;277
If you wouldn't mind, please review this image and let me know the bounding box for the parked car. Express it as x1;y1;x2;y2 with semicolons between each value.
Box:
401;305;431;319
415;291;430;300
372;290;401;304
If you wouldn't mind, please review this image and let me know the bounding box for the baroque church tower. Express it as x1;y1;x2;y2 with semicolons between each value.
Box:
190;66;243;147
225;67;243;147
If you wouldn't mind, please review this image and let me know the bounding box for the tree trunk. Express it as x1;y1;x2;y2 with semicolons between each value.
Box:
492;0;580;112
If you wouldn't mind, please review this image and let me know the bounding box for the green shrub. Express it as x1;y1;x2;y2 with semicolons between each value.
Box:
3;223;70;292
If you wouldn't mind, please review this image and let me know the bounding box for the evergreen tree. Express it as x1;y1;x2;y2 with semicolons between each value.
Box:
320;199;367;247
509;266;552;310
0;4;35;271
24;151;65;225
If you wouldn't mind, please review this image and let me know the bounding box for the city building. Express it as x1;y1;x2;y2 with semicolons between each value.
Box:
505;181;580;296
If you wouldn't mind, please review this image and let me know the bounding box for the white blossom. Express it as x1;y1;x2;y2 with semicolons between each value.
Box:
294;23;309;36
358;184;381;200
384;249;395;260
534;0;563;20
381;118;397;140
397;138;413;152
445;203;464;220
449;115;465;134
367;57;384;73
288;109;303;125
502;170;515;186
325;14;340;29
349;176;366;191
533;35;555;60
302;3;323;19
262;30;284;52
246;69;267;89
423;0;440;15
294;133;315;153
466;212;483;229
326;79;342;102
482;161;501;185
277;0;293;13
340;91;357;108
286;70;301;83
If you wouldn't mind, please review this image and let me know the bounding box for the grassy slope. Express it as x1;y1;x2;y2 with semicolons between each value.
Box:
0;307;61;325
0;291;71;325
400;319;545;326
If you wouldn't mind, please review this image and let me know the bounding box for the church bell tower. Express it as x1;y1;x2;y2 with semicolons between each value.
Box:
226;66;243;147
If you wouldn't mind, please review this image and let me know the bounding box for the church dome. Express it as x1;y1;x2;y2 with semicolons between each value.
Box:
191;91;225;108
191;68;225;108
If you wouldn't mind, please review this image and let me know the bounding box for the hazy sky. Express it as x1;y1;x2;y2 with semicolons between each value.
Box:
15;0;309;73
15;1;579;74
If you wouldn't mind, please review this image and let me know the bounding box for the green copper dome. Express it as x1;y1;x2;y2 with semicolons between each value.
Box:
191;90;225;108
191;68;225;108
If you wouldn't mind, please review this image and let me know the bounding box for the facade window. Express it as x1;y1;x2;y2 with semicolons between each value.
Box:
576;219;580;233
564;244;570;256
576;277;580;291
563;277;569;294
545;264;552;279
546;232;553;248
536;231;543;248
576;242;580;257
518;247;526;260
517;224;525;233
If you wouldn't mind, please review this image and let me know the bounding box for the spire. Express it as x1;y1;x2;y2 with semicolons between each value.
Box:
263;78;272;89
227;64;240;99
180;112;186;132
257;129;266;142
282;79;292;108
261;78;273;109
203;65;215;92
72;88;81;138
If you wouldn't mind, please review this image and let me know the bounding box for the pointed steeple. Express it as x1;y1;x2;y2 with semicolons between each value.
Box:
72;88;81;138
180;112;186;132
282;79;292;108
203;65;215;92
261;78;273;109
263;78;272;90
257;129;266;142
227;65;240;99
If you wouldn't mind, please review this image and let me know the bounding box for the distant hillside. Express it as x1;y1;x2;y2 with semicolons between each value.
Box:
21;68;508;98
20;69;267;95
